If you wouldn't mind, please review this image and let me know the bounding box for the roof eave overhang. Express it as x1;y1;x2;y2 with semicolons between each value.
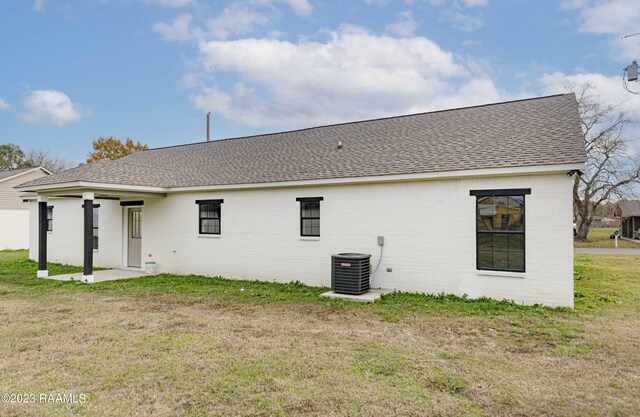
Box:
168;162;587;193
15;181;169;194
16;162;586;195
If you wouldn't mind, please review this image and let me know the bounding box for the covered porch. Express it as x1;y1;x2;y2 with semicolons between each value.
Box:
26;185;166;282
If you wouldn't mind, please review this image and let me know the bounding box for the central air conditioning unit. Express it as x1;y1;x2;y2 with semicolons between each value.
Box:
331;253;371;295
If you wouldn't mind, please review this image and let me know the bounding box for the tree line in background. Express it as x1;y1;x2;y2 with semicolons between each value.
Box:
0;137;148;173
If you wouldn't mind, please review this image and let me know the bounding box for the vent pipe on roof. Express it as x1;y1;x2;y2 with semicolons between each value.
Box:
206;112;211;142
337;141;343;149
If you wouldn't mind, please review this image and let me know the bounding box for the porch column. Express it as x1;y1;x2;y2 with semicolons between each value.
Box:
37;195;48;278
83;192;94;283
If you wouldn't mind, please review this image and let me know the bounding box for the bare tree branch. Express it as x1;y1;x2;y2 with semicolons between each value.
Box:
570;82;640;240
22;148;72;173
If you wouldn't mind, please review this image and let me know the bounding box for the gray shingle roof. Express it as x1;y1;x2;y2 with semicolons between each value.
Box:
618;200;640;217
19;94;586;190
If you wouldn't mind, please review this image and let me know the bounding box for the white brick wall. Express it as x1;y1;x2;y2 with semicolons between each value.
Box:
0;210;30;249
29;199;122;268
29;172;575;307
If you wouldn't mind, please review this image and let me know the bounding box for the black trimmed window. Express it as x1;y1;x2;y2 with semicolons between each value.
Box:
93;206;99;250
297;197;323;237
197;199;223;235
46;206;53;232
471;189;529;272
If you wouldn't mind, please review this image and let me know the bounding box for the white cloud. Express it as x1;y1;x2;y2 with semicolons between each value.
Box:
191;25;510;127
568;0;640;60
22;89;84;127
33;0;47;12
140;0;196;7
181;72;202;88
284;0;313;15
155;5;269;42
539;72;634;109
254;0;313;16
440;8;484;32
154;14;198;41
386;11;418;37
440;9;484;32
462;0;488;6
573;0;637;34
539;71;640;147
561;0;589;10
363;0;391;5
0;99;8;110
207;4;269;40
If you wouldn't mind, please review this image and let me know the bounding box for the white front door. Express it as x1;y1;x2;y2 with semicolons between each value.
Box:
127;208;142;268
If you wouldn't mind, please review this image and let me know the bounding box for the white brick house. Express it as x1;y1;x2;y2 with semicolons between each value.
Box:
17;94;586;307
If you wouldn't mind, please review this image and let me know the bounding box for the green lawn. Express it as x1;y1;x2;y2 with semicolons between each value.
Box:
574;227;640;248
0;250;638;416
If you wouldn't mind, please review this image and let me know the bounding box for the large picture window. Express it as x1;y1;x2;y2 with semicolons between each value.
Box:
297;197;323;237
471;189;530;272
196;199;223;235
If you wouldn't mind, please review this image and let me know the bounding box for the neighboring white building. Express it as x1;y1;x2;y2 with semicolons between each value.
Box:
0;167;50;250
17;94;586;307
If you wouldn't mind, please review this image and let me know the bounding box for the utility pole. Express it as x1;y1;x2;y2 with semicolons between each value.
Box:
206;112;211;142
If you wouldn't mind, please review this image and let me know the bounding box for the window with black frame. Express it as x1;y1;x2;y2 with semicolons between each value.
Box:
46;206;53;232
471;189;529;272
197;199;223;235
297;197;322;237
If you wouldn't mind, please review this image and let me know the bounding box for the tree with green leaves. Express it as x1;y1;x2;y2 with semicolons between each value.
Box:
0;143;27;171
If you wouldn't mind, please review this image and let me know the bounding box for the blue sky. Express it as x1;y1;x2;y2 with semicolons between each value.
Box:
0;0;638;164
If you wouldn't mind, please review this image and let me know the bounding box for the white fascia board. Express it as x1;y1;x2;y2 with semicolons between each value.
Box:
169;163;586;193
15;162;585;195
15;181;169;193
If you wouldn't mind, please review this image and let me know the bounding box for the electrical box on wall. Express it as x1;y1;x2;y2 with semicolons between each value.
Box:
377;236;384;246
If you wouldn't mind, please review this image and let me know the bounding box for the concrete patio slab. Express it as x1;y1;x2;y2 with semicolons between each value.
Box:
47;269;153;283
320;288;395;303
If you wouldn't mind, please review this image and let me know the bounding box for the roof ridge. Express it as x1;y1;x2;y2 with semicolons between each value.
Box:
137;93;574;153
